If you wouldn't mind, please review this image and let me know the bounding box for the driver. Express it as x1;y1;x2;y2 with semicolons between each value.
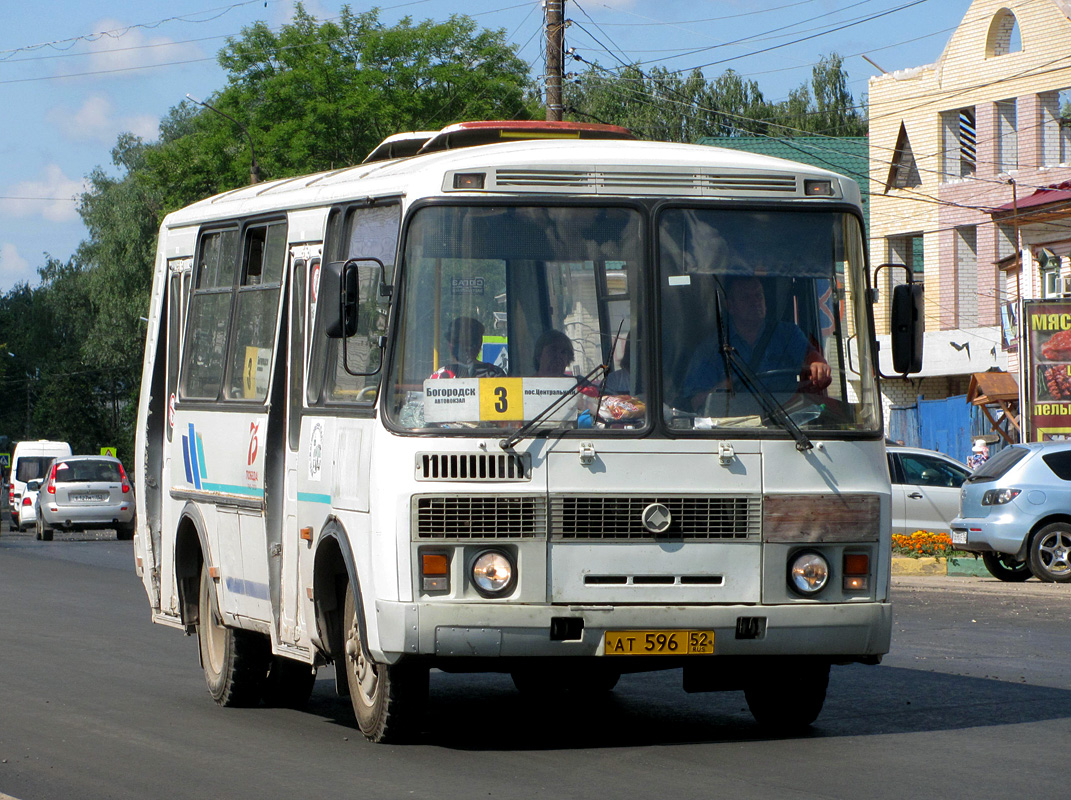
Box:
681;275;831;412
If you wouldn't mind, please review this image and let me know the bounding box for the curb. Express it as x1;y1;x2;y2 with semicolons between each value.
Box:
891;555;989;577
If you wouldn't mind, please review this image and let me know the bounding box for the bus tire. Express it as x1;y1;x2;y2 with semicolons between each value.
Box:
197;567;270;707
744;659;829;732
262;656;317;709
343;583;427;743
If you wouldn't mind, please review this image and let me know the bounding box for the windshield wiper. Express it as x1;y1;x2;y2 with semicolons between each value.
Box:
709;280;812;452
499;363;608;451
720;344;813;453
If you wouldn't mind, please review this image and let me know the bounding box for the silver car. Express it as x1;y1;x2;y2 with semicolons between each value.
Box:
36;455;135;541
887;445;972;536
952;441;1071;583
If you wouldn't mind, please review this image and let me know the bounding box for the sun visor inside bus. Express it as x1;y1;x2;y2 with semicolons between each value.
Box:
658;208;843;278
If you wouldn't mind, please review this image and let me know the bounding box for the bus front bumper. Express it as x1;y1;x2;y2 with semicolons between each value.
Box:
372;600;892;662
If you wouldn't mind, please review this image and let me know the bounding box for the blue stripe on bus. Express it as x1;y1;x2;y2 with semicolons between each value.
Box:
195;432;208;481
181;434;193;484
188;423;201;489
223;576;270;601
297;491;333;504
199;483;265;497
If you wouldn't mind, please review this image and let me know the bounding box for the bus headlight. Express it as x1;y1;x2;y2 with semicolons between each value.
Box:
788;551;829;596
471;550;516;597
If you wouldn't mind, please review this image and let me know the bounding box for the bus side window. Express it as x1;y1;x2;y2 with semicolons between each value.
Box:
225;221;288;401
181;229;239;399
310;203;399;406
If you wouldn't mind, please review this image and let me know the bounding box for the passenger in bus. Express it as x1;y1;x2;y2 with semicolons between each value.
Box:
429;316;505;379
532;329;575;377
681;275;831;412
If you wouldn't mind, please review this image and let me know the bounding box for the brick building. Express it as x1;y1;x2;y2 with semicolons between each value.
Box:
868;0;1071;442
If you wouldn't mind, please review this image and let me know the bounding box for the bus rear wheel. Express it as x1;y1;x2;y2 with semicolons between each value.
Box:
343;583;427;743
743;659;829;732
197;567;270;707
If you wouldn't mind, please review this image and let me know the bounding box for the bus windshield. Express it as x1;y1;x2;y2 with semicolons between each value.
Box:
385;203;878;436
659;207;878;434
386;204;647;432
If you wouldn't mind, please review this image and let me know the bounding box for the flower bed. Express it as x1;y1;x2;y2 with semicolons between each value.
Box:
892;530;955;558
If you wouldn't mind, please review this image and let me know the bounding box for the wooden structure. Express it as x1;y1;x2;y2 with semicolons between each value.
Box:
966;371;1020;443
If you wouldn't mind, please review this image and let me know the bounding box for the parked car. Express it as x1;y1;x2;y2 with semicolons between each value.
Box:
952;441;1071;583
36;455;135;541
887;445;972;536
14;478;43;532
8;440;71;530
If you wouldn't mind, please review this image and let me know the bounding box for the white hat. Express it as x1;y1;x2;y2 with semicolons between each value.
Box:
972;439;987;452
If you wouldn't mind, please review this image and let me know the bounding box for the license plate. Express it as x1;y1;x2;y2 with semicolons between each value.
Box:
604;629;714;656
71;493;106;503
951;529;967;545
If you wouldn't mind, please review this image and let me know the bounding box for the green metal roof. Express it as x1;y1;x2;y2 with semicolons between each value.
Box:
696;136;869;233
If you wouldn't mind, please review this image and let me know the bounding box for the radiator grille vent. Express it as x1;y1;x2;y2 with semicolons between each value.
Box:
551;496;760;540
492;168;798;195
414;495;546;539
416;452;530;481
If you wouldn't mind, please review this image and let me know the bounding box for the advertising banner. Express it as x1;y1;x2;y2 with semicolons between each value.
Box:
1023;298;1071;442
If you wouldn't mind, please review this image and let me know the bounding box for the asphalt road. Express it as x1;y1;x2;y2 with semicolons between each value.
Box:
2;522;1070;800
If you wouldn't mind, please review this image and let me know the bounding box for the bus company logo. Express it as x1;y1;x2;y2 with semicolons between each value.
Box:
181;423;208;490
248;422;260;466
641;503;672;534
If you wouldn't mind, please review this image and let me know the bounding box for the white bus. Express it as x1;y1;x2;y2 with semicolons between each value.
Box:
134;120;921;742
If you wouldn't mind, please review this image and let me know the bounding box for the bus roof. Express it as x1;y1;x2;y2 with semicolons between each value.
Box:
162;134;858;230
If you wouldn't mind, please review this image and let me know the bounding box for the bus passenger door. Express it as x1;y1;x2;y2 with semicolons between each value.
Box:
277;243;320;648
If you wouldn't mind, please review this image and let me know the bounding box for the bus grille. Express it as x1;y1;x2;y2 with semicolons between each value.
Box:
416;452;530;481
550;495;760;540
414;495;547;539
492;168;799;196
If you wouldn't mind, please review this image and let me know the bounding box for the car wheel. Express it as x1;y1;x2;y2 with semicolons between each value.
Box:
116;523;135;541
982;551;1033;582
744;659;829;733
36;514;53;542
343;582;427;743
1028;523;1071;583
197;566;270;706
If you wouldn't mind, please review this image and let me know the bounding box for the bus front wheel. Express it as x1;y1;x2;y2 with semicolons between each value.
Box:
743;659;829;732
343;583;427;743
197;567;269;707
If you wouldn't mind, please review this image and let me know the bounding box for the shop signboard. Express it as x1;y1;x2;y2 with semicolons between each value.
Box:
1022;298;1071;442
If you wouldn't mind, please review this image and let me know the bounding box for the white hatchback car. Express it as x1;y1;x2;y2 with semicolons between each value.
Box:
887;445;972;535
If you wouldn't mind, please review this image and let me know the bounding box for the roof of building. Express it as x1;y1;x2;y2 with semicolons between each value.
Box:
991;180;1071;215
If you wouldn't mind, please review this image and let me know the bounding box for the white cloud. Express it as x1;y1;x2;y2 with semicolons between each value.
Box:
54;18;203;78
0;165;86;223
0;243;30;279
0;242;36;290
47;94;159;144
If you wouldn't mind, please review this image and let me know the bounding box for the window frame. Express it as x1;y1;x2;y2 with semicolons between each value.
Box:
306;199;402;411
178;215;289;406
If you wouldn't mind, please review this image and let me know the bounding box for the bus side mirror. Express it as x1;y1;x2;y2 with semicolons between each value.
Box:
322;260;359;338
891;282;924;374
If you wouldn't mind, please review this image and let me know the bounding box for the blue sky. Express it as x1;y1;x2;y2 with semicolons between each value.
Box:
0;0;968;292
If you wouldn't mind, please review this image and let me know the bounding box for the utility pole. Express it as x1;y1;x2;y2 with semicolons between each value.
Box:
545;0;565;122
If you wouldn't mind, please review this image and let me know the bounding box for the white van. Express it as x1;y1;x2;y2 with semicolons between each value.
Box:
8;440;71;530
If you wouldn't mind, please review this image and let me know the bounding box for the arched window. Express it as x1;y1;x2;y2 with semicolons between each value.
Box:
986;8;1022;58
